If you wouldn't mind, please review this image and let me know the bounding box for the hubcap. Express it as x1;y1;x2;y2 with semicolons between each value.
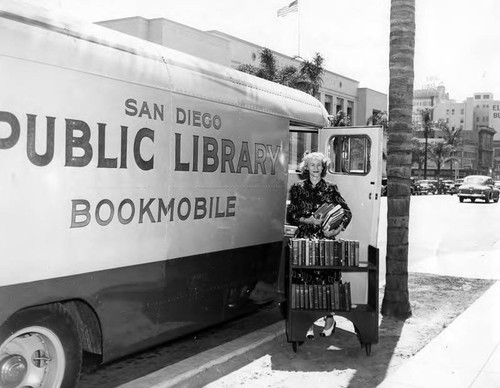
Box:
0;355;28;388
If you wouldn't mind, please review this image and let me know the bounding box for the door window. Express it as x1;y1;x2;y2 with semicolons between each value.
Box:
328;135;371;175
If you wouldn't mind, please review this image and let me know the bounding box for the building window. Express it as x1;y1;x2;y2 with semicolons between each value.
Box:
452;109;455;115
483;95;490;99
475;95;481;99
336;98;344;114
347;100;354;121
324;94;333;114
288;129;318;172
461;109;464;114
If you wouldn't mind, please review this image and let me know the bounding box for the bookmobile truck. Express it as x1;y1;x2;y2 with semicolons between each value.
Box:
0;1;383;386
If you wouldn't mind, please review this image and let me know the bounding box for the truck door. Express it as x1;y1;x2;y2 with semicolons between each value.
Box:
319;126;383;258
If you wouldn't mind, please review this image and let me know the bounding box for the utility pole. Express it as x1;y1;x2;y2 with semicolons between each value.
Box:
422;109;432;180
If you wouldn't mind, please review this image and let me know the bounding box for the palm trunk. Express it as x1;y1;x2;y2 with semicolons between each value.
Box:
381;0;415;319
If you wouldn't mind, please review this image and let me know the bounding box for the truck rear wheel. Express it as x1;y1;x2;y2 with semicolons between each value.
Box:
0;304;82;388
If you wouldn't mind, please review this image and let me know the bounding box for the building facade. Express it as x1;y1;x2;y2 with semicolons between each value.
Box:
97;16;387;127
412;87;497;179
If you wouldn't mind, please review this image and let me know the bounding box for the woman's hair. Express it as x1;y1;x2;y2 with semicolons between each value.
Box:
299;151;331;178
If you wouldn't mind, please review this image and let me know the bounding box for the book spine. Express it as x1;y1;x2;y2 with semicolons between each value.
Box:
325;285;331;310
345;282;352;311
291;239;299;265
334;281;340;310
333;241;340;266
355;240;359;266
313;284;319;310
299;284;304;309
305;239;310;266
329;284;335;310
319;239;325;266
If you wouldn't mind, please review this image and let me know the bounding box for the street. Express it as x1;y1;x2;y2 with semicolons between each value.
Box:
378;194;500;282
81;194;500;386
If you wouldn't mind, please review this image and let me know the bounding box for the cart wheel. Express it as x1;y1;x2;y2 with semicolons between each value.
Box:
365;343;372;356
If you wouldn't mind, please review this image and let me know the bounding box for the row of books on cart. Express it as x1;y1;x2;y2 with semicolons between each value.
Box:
289;238;360;267
290;281;352;311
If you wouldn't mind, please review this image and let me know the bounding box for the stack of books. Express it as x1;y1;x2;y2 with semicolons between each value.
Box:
289;238;360;267
314;203;345;233
290;280;352;311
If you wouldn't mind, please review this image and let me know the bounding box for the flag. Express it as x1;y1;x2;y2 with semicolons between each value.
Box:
277;0;298;17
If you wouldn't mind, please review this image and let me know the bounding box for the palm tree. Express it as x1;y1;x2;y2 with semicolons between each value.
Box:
436;119;463;178
420;108;433;179
256;48;278;81
381;0;415;319
429;142;454;180
237;49;325;97
411;138;425;179
298;52;324;96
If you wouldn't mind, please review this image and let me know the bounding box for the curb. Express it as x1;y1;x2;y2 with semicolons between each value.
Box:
117;321;286;388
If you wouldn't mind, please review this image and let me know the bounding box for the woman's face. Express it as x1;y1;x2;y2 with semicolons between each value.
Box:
307;158;323;179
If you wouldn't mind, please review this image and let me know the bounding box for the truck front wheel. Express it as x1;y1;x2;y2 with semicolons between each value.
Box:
0;304;82;388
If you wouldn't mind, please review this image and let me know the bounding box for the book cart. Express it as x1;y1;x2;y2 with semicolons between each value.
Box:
284;236;379;356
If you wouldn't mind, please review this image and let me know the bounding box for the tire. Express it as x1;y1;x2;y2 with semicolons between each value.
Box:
471;198;476;203
0;304;82;388
459;197;464;203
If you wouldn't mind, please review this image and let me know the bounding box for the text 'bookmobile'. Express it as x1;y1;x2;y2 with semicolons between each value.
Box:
0;1;383;386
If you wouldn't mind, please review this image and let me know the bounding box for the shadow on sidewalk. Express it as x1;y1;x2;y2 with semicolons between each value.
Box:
269;315;405;387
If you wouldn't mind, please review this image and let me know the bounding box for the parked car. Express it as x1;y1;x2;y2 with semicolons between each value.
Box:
441;180;455;194
449;178;464;195
416;180;437;195
381;178;387;196
495;181;500;190
457;175;500;203
411;178;422;195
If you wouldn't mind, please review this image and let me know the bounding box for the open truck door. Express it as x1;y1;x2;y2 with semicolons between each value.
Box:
319;126;384;252
319;125;384;303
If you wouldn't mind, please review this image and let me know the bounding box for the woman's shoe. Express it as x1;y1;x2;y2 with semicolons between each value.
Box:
306;326;314;339
320;318;336;337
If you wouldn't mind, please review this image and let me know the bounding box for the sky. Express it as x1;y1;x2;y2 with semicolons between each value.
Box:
23;0;500;102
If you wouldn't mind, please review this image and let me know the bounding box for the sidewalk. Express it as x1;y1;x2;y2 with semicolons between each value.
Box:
119;281;500;388
377;280;500;388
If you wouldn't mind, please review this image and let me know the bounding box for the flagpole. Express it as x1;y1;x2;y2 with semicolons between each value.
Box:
297;3;300;57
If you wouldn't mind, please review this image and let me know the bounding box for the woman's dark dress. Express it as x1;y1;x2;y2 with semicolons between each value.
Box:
287;178;352;238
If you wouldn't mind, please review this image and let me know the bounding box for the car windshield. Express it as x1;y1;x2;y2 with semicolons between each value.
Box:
463;177;486;185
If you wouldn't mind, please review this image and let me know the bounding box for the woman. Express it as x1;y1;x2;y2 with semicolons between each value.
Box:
287;151;352;338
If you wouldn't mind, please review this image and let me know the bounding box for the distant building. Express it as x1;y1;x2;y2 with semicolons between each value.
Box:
97;16;387;127
412;87;497;179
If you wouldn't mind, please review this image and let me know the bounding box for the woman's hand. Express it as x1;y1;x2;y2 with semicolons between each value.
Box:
324;225;343;238
301;215;323;226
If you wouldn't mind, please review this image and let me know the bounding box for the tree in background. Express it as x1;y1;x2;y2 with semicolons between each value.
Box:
435;119;463;178
420;108;433;179
330;110;351;126
366;111;389;130
411;138;426;179
382;0;415;319
298;52;325;96
237;49;324;97
429;142;455;180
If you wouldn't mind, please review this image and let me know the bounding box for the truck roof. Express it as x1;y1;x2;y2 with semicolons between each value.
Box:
1;0;329;128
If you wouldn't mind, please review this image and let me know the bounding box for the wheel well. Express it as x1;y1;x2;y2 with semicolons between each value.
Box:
61;300;103;356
